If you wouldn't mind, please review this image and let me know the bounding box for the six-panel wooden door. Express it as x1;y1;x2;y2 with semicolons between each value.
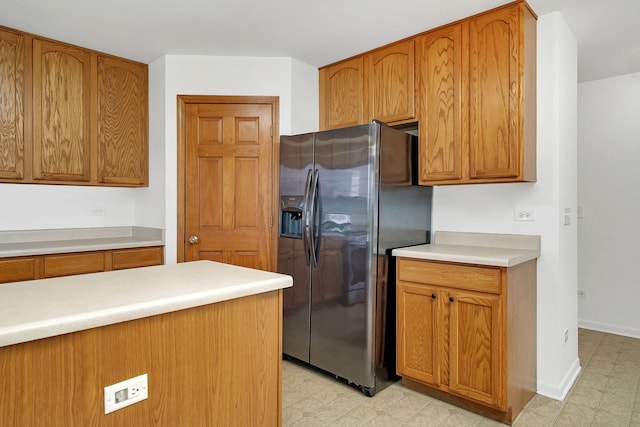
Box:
183;101;274;271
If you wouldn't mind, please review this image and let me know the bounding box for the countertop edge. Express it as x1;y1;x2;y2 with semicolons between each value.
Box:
392;244;540;267
0;262;292;348
0;226;165;258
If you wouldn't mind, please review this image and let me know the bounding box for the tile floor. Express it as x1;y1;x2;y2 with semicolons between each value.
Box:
282;329;640;426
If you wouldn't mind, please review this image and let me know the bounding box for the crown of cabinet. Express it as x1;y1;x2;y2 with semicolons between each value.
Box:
318;1;536;185
0;25;148;187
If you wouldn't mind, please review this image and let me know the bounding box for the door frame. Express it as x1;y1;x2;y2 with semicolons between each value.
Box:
176;95;280;269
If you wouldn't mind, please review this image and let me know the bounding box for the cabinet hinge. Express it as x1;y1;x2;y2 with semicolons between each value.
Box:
270;214;273;228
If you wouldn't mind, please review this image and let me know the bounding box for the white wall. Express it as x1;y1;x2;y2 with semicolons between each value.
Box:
431;12;579;400
0;184;138;231
145;55;318;263
578;72;640;337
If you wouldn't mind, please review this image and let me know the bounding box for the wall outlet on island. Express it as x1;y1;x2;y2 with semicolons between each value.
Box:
104;373;148;414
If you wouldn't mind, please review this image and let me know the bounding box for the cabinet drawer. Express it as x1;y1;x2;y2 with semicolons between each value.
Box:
112;246;163;270
0;257;39;284
398;259;502;294
44;252;108;278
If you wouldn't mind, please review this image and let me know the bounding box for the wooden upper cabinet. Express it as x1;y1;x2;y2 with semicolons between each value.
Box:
416;24;464;183
467;2;536;182
97;56;148;186
319;56;365;130
365;40;415;124
33;39;92;182
318;1;536;185
415;1;536;185
0;28;25;180
469;6;518;180
0;25;148;187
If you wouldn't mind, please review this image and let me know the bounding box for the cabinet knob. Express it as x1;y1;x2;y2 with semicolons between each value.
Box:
431;293;436;299
449;297;455;302
188;235;199;244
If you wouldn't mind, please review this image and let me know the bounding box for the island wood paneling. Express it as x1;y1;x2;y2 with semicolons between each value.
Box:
0;290;282;427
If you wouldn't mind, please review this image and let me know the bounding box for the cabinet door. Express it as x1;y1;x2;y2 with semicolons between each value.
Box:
366;40;415;124
0;257;39;284
468;5;520;180
32;39;92;182
0;29;25;180
448;289;504;408
97;56;148;186
112;246;162;270
43;252;108;278
416;24;464;183
319;57;365;130
397;282;440;386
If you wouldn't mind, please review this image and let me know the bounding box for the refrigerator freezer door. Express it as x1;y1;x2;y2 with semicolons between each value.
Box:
309;124;376;389
279;133;314;363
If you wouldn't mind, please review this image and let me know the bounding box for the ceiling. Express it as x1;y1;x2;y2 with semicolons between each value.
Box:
2;0;639;82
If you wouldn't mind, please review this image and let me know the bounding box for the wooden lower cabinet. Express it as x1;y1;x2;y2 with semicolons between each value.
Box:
0;289;282;426
0;246;163;284
396;258;536;424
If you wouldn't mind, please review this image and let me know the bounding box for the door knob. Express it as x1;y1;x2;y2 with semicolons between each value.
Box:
188;235;199;244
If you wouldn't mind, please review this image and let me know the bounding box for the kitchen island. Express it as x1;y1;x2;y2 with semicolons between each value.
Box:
0;261;292;426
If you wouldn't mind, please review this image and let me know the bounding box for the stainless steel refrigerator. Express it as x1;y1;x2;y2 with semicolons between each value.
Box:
278;121;432;396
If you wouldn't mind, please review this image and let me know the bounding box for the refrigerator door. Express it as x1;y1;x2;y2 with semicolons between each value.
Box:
309;124;376;389
279;133;314;363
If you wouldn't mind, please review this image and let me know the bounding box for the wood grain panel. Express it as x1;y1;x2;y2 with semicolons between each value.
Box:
469;6;519;179
0;257;38;283
33;39;91;182
199;157;224;229
111;246;163;270
417;24;464;183
235;157;259;228
398;259;502;294
397;283;440;386
366;40;415;124
0;28;25;180
0;290;282;426
44;251;108;278
199;116;223;144
319;57;365;130
449;290;503;408
97;55;148;186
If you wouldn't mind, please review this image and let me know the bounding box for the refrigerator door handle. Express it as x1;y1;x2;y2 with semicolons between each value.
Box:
302;168;313;266
308;169;320;267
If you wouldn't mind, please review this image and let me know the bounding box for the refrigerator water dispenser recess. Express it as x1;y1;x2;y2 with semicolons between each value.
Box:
280;196;304;238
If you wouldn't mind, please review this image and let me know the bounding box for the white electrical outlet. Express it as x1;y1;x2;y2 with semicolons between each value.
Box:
514;207;536;221
90;207;106;216
104;374;148;414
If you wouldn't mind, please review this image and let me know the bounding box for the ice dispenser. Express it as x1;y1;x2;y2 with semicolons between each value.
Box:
280;196;304;238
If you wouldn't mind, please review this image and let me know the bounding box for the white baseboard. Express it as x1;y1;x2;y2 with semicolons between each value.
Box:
536;356;581;401
578;319;640;339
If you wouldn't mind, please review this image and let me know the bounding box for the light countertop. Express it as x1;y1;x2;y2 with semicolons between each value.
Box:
392;231;541;267
0;226;164;258
0;260;292;348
